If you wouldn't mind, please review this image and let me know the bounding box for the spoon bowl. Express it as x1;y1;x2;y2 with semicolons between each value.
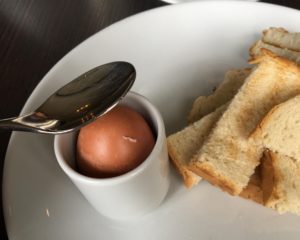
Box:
0;62;135;134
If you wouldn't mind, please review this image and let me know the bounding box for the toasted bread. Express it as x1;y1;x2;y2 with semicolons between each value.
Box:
261;151;300;215
188;69;250;123
189;50;300;196
168;69;249;188
251;94;300;161
167;105;226;188
249;40;300;64
239;164;263;204
262;27;300;52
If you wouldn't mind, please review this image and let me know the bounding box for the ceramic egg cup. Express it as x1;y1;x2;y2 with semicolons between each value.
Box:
54;92;170;220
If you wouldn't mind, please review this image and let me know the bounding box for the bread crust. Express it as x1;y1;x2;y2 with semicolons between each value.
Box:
167;140;200;188
249;40;300;64
240;165;263;204
250;48;300;72
187;69;250;123
261;150;277;205
251;94;300;162
262;27;300;52
261;151;293;213
250;103;281;139
188;162;239;195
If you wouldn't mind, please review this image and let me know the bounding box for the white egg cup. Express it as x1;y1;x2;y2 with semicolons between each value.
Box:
54;92;170;220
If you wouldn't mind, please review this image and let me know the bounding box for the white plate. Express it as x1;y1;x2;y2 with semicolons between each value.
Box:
162;0;257;4
3;1;300;239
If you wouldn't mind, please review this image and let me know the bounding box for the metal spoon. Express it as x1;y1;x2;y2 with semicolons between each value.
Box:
0;62;135;134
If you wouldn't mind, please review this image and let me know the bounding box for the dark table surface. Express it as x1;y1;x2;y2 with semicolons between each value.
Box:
1;0;300;239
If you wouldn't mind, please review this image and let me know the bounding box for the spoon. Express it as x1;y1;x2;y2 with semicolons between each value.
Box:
0;62;135;134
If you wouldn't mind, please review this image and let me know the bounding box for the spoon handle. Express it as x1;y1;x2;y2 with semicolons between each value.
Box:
0;116;33;132
0;113;60;133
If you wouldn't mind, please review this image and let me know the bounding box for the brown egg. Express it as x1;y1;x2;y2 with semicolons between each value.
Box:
76;105;155;178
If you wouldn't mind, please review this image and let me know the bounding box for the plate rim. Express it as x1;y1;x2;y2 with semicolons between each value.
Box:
3;1;300;239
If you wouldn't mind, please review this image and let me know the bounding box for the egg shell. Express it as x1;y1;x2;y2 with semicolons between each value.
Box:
76;105;155;178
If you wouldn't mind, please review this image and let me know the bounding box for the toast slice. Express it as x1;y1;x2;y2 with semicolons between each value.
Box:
239;164;263;204
189;50;300;196
168;69;249;188
251;94;300;161
168;69;261;192
261;151;300;215
251;94;300;213
168;71;263;202
167;105;226;188
250;40;300;64
188;69;250;123
262;27;300;52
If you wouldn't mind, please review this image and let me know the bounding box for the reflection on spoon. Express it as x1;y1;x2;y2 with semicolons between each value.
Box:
0;62;135;134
